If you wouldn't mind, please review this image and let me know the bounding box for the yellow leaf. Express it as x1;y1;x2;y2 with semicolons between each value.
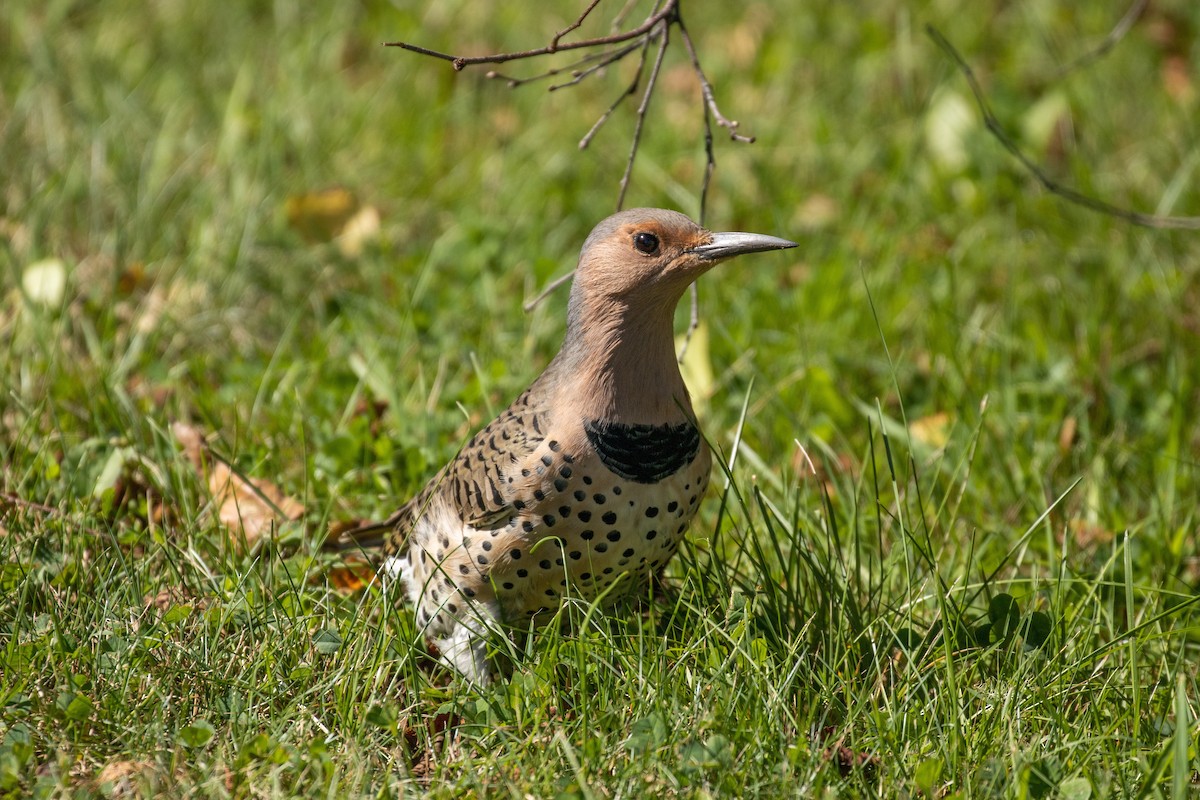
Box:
285;188;359;242
336;204;381;258
22;258;67;306
676;321;713;418
909;412;951;449
925;89;976;173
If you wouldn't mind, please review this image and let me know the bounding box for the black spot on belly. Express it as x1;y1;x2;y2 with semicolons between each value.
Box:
584;419;701;484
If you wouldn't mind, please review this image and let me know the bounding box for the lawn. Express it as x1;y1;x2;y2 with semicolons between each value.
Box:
2;0;1199;796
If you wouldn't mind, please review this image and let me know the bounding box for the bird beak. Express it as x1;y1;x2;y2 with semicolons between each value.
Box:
689;231;798;262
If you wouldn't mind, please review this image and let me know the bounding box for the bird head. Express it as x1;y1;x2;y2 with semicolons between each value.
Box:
571;208;796;307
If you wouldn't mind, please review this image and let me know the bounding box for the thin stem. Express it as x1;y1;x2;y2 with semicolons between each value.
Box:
676;283;700;361
550;41;644;91
679;80;718;361
928;24;1200;230
487;42;641;88
677;13;755;143
617;20;670;210
578;35;652;150
1052;0;1148;79
550;0;605;52
523;270;577;313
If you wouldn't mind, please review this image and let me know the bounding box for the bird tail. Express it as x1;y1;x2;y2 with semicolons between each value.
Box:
325;505;412;555
326;519;391;551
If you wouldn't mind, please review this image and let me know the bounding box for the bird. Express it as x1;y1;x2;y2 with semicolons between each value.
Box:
342;208;795;682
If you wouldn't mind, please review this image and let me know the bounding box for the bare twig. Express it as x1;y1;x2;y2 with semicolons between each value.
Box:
550;0;605;51
391;0;763;335
485;41;642;89
609;0;643;32
578;35;652;150
1;491;59;516
1052;0;1148;79
698;105;717;225
928;24;1200;230
677;14;755;143
550;41;645;91
675;102;716;361
384;2;678;70
676;282;700;361
675;14;723;360
523;270;576;313
618;21;670;209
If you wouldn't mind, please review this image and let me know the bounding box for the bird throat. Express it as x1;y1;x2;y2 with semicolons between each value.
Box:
583;419;700;484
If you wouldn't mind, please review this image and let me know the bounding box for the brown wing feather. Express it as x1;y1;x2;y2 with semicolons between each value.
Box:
353;388;548;556
444;389;547;528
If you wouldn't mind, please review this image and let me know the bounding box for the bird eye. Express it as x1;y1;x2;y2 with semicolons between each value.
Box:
633;231;660;254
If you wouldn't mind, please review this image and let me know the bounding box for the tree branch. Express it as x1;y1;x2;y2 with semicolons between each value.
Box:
550;0;605;52
677;12;754;144
384;2;679;70
389;0;763;354
618;20;670;209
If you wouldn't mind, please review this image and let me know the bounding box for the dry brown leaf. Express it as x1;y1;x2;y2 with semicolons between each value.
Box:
816;726;880;780
116;261;150;296
1163;55;1195;104
326;557;377;594
211;462;304;546
1058;415;1078;453
0;217;31;254
143;585;208;613
172;422;304;550
404;711;463;781
93;760;154;798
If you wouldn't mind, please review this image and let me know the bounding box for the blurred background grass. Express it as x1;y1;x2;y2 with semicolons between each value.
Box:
2;0;1199;795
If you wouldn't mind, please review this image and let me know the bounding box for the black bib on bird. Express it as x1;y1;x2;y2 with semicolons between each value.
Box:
583;419;700;484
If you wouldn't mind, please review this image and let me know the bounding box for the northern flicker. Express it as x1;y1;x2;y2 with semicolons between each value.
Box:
344;208;795;682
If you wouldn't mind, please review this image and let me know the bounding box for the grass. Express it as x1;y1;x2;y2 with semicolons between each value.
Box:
2;0;1200;796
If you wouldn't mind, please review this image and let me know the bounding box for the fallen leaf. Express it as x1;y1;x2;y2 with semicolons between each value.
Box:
285;188;358;243
143;585;207;613
22;258;67;306
0;218;31;254
326;556;377;594
172;422;304;550
212;463;304;546
173;422;206;469
815;726;880;780
1058;415;1077;453
116;261;150;296
676;321;713;417
925;89;976;173
93;760;154;798
791;449;853;501
336;204;381;258
1021;91;1071;163
404;711;462;780
909;412;951;449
